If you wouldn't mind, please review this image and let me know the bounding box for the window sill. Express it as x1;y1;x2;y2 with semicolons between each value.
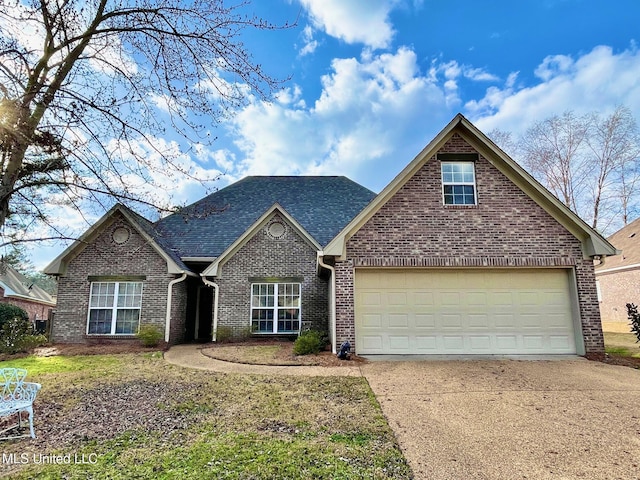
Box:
443;204;478;209
251;332;299;336
86;334;138;338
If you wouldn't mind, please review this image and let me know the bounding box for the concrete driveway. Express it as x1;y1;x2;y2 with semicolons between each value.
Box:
361;358;640;480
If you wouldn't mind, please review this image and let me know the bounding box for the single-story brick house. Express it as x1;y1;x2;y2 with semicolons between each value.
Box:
0;262;56;322
45;114;616;356
594;217;640;330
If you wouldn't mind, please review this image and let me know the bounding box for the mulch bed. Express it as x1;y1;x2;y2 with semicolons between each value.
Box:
599;354;640;369
200;341;367;367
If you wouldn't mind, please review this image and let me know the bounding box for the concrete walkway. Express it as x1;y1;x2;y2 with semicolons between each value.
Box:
164;344;363;376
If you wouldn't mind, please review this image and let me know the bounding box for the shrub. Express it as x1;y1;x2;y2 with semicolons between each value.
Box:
0;303;29;330
215;326;234;343
293;330;324;355
626;303;640;343
0;315;47;354
217;325;251;342
137;324;163;347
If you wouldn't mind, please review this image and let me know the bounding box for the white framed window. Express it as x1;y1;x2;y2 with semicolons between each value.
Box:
251;283;301;334
87;282;143;335
441;161;477;205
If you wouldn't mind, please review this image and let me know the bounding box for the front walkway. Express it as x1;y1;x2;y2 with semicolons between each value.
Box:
164;344;363;377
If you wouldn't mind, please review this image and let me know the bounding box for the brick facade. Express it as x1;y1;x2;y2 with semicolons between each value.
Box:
215;213;328;338
597;268;640;323
334;133;604;355
0;291;53;322
51;212;187;344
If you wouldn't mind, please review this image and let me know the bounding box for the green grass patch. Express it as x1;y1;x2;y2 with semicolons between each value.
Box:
0;354;126;375
14;430;407;480
1;353;411;479
604;332;640;358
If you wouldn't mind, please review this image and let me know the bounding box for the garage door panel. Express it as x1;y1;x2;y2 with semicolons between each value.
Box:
361;335;383;351
355;269;576;355
443;336;465;350
361;313;382;328
469;335;493;351
492;291;514;306
467;291;488;306
468;314;489;328
522;335;545;350
413;292;434;305
361;292;381;307
440;291;461;306
389;336;410;350
549;335;572;350
388;292;407;306
441;314;463;329
495;335;518;350
494;314;517;328
389;314;409;328
415;314;435;328
415;336;437;350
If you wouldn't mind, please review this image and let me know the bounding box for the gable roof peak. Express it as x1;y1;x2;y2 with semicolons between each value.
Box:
323;114;616;260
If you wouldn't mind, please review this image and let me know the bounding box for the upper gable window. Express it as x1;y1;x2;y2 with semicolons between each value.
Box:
441;162;477;205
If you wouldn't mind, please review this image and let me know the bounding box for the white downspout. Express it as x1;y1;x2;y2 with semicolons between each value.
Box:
317;252;337;354
201;276;219;342
165;273;188;343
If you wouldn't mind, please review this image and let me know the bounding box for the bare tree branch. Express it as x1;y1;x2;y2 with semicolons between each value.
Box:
0;0;291;248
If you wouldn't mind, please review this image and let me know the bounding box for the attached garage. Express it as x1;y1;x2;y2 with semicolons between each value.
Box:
355;269;579;355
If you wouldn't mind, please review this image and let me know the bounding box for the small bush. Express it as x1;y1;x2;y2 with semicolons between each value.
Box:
626;303;640;343
215;326;234;343
0;303;28;330
217;325;251;342
0;316;47;354
293;330;324;356
137;324;163;347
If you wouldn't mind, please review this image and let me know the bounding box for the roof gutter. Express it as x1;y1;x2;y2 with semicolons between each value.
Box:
595;261;640;275
317;252;337;354
165;273;188;343
201;275;219;342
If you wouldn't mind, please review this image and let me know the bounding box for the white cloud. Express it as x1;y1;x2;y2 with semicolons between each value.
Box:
533;54;574;81
299;0;397;49
426;59;499;108
224;47;451;188
468;45;640;136
299;25;320;56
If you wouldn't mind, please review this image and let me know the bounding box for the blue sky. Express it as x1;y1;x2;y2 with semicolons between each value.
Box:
203;0;640;192
24;0;640;268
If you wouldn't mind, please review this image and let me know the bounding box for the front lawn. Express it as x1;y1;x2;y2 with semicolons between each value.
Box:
0;353;411;479
604;332;640;358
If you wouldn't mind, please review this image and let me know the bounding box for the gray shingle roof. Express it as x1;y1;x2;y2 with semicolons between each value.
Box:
0;262;56;305
153;176;376;259
124;208;191;272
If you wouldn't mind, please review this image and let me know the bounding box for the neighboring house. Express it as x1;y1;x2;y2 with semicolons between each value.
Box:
594;217;640;327
45;114;616;356
0;262;56;322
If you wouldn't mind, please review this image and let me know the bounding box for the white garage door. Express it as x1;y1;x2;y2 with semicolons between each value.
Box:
355;269;577;355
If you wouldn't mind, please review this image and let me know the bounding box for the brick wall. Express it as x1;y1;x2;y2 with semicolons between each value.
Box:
0;291;53;322
335;133;604;354
597;268;640;323
215;213;328;338
52;211;186;344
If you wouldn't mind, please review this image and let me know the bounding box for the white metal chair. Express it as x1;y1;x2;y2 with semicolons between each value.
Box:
0;368;41;440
